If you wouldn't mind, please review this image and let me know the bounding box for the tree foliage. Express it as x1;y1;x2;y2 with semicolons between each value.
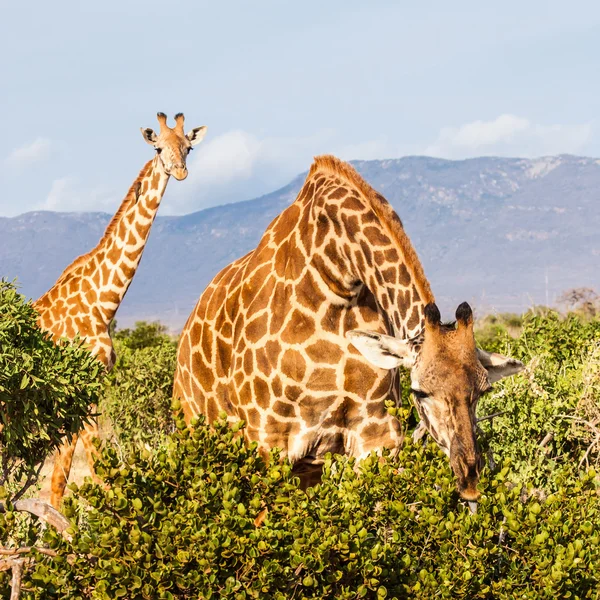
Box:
100;323;177;447
8;411;600;599
557;288;599;319
112;321;172;351
479;311;600;485
0;280;101;500
2;302;600;597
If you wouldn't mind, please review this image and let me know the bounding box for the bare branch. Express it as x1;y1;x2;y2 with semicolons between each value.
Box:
477;410;509;423
10;559;23;600
579;435;600;468
0;499;71;540
0;547;57;557
556;414;600;430
12;462;45;503
0;559;27;573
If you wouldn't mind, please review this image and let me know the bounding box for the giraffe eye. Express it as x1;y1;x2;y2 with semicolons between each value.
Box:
411;388;428;400
155;148;162;154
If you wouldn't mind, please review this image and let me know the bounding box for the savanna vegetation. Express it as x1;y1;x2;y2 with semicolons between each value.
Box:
1;281;599;598
0;280;102;502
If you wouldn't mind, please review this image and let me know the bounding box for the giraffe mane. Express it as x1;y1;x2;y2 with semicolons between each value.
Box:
308;154;435;305
52;160;154;287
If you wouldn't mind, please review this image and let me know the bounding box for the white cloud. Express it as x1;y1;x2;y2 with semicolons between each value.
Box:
18;115;596;217
188;131;263;187
25;129;333;216
37;176;117;212
423;114;593;158
44;177;75;210
6;137;53;166
163;116;596;215
165;129;336;214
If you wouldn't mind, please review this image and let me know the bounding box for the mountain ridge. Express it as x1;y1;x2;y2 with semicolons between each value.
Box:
2;154;598;329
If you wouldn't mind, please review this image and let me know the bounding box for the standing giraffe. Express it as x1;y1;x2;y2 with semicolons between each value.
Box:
35;112;207;508
173;155;523;500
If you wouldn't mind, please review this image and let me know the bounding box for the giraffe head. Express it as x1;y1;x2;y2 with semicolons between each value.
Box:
347;302;523;501
141;112;207;180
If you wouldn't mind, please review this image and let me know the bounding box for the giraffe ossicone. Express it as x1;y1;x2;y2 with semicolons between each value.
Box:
34;112;207;508
173;154;523;501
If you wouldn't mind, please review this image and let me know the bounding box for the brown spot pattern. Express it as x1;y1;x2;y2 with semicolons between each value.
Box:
173;154;437;487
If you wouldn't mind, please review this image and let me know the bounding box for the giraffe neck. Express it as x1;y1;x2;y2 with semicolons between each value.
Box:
341;198;434;338
89;156;170;323
300;160;434;339
35;156;170;335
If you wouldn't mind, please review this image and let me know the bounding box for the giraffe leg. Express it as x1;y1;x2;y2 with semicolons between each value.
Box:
79;419;103;485
49;435;78;509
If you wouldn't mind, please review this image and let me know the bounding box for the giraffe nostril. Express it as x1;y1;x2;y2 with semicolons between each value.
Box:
172;167;188;181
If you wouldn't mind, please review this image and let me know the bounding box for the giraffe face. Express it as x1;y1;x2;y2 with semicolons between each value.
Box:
141;112;207;181
347;302;524;501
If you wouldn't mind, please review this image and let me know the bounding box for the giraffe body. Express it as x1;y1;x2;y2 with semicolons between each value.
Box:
174;156;432;465
35;113;207;507
175;155;524;499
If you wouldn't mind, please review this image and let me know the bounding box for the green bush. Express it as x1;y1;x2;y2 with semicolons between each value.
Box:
112;321;173;351
0;280;102;500
479;311;600;486
2;305;600;598
100;334;178;447
10;411;599;599
475;312;523;353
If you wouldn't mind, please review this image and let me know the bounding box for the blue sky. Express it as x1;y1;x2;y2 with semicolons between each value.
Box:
1;0;599;217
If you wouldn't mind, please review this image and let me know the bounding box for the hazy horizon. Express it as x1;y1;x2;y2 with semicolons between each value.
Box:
3;151;600;220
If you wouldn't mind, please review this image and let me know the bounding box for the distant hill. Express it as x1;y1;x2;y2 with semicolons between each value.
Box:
2;154;599;329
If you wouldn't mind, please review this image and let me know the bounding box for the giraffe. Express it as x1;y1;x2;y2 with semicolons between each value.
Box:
35;112;207;508
173;155;523;500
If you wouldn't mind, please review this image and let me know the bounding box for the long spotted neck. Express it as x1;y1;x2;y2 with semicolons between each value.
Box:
307;163;435;339
34;156;170;337
86;156;170;323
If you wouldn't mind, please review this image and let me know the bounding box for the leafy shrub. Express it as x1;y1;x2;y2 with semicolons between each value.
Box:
0;280;101;500
475;312;523;353
576;341;600;464
100;323;178;448
2;304;599;598
479;311;600;485
112;321;172;351
10;411;599;599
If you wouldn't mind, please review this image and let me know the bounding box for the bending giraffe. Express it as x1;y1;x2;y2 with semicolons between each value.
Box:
173;155;523;500
35;112;207;508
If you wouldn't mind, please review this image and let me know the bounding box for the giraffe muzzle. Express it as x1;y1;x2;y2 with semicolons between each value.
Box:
454;457;483;501
171;166;188;181
458;482;481;502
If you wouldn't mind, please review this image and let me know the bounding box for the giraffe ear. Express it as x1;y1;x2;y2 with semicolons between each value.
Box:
346;330;417;370
141;127;158;145
186;126;207;146
476;348;524;384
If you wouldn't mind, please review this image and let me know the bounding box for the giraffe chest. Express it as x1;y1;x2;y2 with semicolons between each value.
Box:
176;264;405;463
222;284;401;458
